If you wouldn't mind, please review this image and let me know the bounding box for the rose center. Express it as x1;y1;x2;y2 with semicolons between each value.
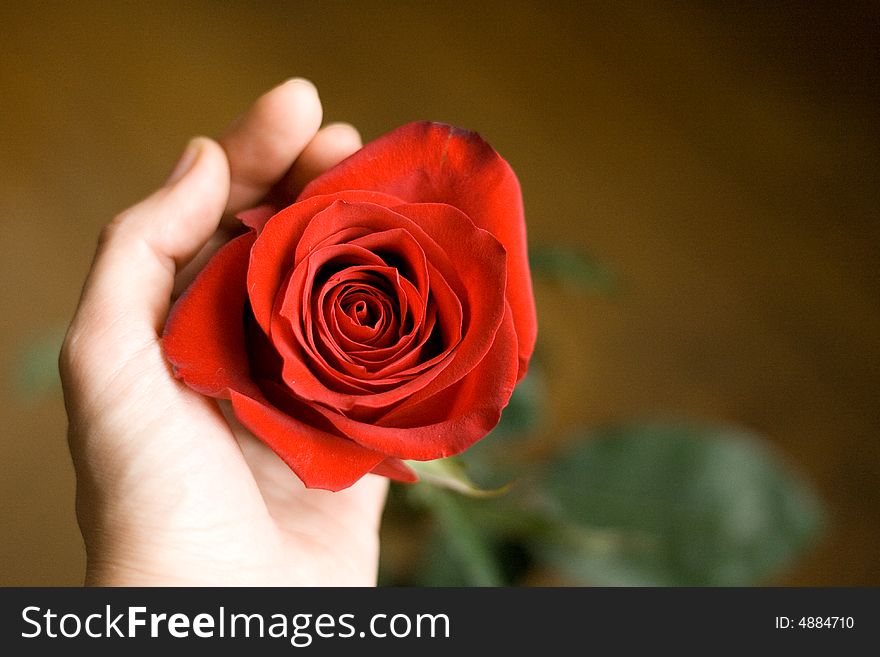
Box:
343;295;381;329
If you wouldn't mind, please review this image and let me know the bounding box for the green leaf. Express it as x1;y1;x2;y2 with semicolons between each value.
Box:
406;458;510;498
529;245;618;294
535;421;825;586
412;488;506;586
416;532;477;586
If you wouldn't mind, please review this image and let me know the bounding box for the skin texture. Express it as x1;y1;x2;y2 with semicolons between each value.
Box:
59;79;388;586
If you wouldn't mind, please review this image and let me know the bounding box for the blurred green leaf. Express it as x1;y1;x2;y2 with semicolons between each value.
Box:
451;495;555;542
10;327;65;400
534;421;825;586
406;458;510;498
417;531;476;586
413;488;505;586
529;245;617;294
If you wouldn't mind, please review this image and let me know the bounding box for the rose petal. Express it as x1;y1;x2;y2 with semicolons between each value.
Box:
162;233;258;398
230;389;388;492
236;204;278;233
370;458;419;483
309;306;520;460
267;201;504;417
248;190;405;337
314;269;420;376
299;121;536;379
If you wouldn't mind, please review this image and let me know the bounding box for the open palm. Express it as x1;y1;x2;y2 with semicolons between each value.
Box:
60;80;387;585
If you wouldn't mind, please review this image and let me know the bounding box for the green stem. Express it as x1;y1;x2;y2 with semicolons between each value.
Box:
428;489;505;587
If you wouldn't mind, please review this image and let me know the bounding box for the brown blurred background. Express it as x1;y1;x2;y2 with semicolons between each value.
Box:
1;1;878;585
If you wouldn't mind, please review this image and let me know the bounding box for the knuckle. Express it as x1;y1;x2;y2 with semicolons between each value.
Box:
58;326;82;382
99;205;146;248
98;214;127;248
58;320;102;386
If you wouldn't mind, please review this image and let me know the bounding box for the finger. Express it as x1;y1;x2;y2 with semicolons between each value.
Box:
276;122;363;200
174;121;362;298
221;78;323;214
72;137;230;350
172;225;242;299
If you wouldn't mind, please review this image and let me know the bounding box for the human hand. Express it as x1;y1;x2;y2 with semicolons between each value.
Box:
59;80;387;586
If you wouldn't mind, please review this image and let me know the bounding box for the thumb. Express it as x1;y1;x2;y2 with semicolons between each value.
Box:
71;138;231;352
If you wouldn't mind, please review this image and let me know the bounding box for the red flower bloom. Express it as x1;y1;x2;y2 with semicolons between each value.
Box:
162;122;536;491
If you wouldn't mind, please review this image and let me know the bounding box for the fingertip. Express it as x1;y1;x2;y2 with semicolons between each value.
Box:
260;77;323;132
283;76;320;98
321;121;363;148
149;136;231;265
286;122;364;195
177;136;230;195
222;78;324;212
165;137;203;186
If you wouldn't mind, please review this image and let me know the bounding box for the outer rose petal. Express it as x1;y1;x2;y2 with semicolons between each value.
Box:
299;121;537;380
163;233;258;398
371;458;418;483
230;390;390;492
237;204;278;232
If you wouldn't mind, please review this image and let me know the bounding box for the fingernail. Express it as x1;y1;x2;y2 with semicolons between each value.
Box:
165;138;203;186
286;76;316;90
283;77;319;97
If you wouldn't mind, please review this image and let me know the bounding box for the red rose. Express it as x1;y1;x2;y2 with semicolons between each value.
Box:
162;122;536;491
